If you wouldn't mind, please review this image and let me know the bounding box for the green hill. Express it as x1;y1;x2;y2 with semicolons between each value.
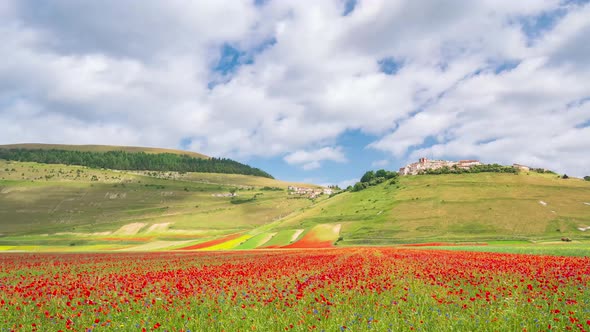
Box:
277;172;590;244
1;152;589;252
0;144;273;178
0;159;321;250
0;143;208;159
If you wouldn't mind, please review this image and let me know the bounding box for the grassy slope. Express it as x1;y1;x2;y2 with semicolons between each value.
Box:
2;159;589;250
276;172;590;244
0;160;316;245
0;143;208;159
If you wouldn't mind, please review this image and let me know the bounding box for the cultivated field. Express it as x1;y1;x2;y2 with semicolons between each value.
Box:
1;159;590;252
1;248;589;331
0;160;326;251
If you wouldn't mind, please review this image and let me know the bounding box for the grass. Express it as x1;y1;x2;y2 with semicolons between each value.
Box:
2;159;590;251
414;242;590;257
277;172;590;245
0;160;319;247
260;229;303;247
233;232;276;249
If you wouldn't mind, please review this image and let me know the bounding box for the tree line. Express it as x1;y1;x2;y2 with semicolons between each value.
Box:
420;164;518;175
0;149;274;178
349;169;399;192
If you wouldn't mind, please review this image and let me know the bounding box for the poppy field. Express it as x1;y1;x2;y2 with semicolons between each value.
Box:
1;248;589;331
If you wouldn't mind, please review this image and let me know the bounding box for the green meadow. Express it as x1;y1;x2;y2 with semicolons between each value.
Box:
0;159;319;249
1;156;590;253
277;171;590;245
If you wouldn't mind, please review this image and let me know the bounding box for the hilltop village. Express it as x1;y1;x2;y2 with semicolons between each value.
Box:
398;158;482;175
398;158;536;176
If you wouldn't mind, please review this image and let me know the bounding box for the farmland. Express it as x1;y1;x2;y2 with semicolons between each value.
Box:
1;248;589;331
1;157;590;251
0;159;324;251
1;148;590;331
278;172;590;245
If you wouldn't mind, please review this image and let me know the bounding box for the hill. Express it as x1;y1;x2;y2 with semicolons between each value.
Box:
0;144;273;178
277;172;590;245
0;143;208;159
0;159;322;250
0;158;589;252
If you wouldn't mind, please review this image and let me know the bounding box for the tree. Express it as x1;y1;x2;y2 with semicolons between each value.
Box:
229;187;238;196
562;174;569;179
360;171;375;183
0;148;274;178
351;182;368;192
375;169;388;178
584;176;590;181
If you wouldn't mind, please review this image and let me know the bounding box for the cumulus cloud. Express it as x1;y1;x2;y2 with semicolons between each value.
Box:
0;0;589;176
284;146;347;170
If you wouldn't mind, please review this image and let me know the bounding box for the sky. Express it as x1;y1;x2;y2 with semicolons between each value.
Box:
1;0;589;187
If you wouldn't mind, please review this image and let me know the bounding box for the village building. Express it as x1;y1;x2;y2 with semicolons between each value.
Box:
457;160;481;168
513;163;530;172
398;157;482;176
288;186;330;198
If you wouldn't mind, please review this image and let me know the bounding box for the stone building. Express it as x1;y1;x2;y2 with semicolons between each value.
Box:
513;164;530;172
398;158;482;176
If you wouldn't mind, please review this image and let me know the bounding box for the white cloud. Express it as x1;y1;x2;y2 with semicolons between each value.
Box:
0;0;589;177
284;146;347;170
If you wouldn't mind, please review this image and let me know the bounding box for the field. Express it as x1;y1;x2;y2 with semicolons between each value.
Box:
278;172;590;245
1;248;589;331
1;158;590;251
0;159;325;250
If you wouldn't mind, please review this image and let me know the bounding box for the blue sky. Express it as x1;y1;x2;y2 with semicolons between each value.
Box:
1;0;589;184
247;130;387;187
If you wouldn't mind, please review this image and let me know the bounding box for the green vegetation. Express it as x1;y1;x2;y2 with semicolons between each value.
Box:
531;168;556;174
260;186;283;191
0;160;315;245
0;143;208;158
278;172;590;245
585;175;590;181
261;229;303;247
0;148;273;178
422;163;517;175
351;169;398;192
1;154;590;252
416;243;590;257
